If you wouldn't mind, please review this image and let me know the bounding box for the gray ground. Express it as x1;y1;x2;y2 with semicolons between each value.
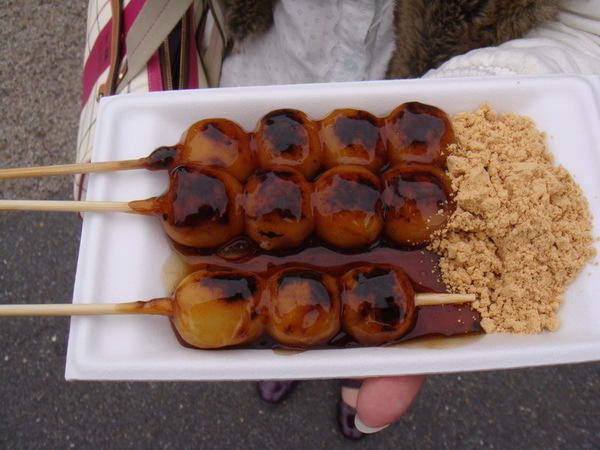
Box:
1;1;599;448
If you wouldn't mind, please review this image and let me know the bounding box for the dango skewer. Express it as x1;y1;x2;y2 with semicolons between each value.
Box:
0;266;476;349
0;160;455;250
0;102;456;182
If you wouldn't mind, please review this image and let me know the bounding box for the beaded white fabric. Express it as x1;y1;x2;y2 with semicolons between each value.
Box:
219;0;396;87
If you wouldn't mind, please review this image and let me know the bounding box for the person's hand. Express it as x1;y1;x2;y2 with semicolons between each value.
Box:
354;375;426;433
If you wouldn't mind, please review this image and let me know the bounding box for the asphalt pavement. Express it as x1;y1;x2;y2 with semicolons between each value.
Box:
1;1;598;448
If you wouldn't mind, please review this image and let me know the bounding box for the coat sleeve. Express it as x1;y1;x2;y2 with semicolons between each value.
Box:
424;0;600;78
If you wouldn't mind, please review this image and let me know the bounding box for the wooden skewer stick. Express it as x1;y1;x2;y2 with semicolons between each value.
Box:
0;293;476;317
415;292;476;306
0;199;135;213
0;303;137;316
0;159;146;179
0;299;173;317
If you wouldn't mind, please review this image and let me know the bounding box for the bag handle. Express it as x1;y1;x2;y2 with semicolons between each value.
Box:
116;0;196;92
199;0;228;87
98;0;228;96
97;0;124;98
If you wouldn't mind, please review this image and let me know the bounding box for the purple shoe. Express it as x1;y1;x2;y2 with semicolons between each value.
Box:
256;380;298;403
338;399;364;440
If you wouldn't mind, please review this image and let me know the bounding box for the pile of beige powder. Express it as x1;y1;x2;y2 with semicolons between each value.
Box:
430;104;597;334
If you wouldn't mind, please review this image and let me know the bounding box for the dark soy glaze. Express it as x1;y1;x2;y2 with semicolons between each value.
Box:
382;101;456;169
129;165;244;248
169;268;266;349
319;109;386;172
176;241;446;292
255;109;322;179
266;267;341;347
381;163;456;246
132;162;454;251
340;265;416;345
313;165;383;248
244;167;314;251
151;102;476;349
140;101;455;180
169;244;482;350
143;118;255;182
132;102;457;251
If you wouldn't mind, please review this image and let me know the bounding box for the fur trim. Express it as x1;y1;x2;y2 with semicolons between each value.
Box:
221;0;277;53
386;0;561;79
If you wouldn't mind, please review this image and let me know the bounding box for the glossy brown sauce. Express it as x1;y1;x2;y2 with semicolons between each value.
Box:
381;164;456;246
167;167;233;227
134;163;454;252
142;101;453;178
176;239;445;291
245;169;308;220
383;102;455;168
151;102;482;349
260;110;310;158
168;242;483;350
170;304;482;350
144;145;179;169
143;166;245;248
319;109;386;171
133;102;456;252
315;168;381;214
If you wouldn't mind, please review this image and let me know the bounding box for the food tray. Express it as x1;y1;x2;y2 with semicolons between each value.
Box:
66;75;600;380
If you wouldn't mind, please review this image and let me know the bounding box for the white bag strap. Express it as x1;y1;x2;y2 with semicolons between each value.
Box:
200;0;228;87
97;0;230;95
97;0;124;98
116;0;195;91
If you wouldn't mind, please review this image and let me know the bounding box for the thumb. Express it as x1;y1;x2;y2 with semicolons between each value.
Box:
355;375;426;429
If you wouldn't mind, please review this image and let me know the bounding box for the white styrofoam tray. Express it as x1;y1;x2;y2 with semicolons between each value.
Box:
66;75;600;380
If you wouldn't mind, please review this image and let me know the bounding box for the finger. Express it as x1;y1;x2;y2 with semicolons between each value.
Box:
355;375;426;429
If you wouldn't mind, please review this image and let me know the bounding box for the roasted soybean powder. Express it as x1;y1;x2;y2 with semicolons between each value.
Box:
430;104;596;334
